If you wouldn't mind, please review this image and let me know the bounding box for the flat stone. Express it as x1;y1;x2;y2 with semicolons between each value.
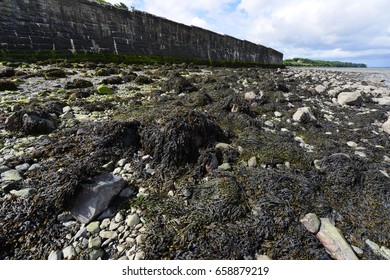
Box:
119;187;135;198
86;221;101;234
372;97;390;105
109;221;121;231
10;188;35;197
126;213;140;228
99;230;118;240
28;163;41;171
70;172;126;224
1;169;23;182
337;92;363;106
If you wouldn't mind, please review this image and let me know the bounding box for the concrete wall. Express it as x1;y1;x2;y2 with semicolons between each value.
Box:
0;0;283;64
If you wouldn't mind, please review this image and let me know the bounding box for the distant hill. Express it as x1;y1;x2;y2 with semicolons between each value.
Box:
284;58;367;68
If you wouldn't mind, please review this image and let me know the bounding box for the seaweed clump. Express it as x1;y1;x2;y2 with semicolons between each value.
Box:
140;110;229;170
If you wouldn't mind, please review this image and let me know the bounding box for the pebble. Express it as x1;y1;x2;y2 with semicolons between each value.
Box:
57;212;74;222
109;221;121;231
15;163;31;171
10;188;35;197
134;250;145;260
347;141;358;148
117;158;127;167
62;245;77;260
88;236;102;249
218;163;232;171
114;212;124;223
100;218;110;229
86;221;101;234
292;107;317;123
136;234;146;245
89;249;103;260
337;92;363;106
248;157;257;168
126;214;140;228
27;163;41;171
99;230;118;240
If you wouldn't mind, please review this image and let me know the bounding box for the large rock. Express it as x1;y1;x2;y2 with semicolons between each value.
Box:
292;107;317;124
70;173;127;224
315;218;358;260
5;111;57;135
337;92;363;106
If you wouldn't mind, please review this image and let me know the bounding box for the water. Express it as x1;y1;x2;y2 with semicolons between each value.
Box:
301;67;390;88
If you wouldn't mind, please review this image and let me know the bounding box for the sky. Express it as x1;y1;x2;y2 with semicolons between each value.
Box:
105;0;390;67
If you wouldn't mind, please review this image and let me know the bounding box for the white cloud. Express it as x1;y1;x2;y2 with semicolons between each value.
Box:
104;0;390;66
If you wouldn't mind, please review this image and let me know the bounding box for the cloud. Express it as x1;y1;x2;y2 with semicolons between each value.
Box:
105;0;390;66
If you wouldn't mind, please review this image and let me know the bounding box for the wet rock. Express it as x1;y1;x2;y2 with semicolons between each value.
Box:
42;68;66;79
101;76;123;85
0;79;17;91
5;111;57;135
292;107;317;124
1;169;23;182
65;79;93;89
0;67;15;78
70;173;127;224
337;92;363;106
315;218;358;260
134;75;153;85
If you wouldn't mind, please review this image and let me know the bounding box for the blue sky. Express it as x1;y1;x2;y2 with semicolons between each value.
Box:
106;0;390;67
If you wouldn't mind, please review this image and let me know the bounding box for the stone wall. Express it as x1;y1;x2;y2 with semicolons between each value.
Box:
0;0;283;64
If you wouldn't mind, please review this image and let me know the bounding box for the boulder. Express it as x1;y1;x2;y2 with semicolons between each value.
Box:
337;92;363;106
292;107;317;124
315;218;358;260
70;173;127;224
5;111;57;135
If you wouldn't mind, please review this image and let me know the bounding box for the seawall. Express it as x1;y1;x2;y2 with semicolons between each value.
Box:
0;0;283;64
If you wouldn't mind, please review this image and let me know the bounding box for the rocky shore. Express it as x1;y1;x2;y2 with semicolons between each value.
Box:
0;61;389;260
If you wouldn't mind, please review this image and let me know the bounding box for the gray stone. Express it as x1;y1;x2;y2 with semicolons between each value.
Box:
365;239;390;260
99;230;118;240
315;218;358;260
15;163;30;172
337;92;363;106
117;158;127;167
114;212;124;223
300;213;321;234
86;221;101;234
88;236;102;249
73;227;87;241
109;221;121;231
62;245;77;260
126;214;140;228
136;234;146;245
292;107;317;123
100;218;110;229
372;97;390;105
1;169;23;182
27;163;41;171
0;166;10;173
255;254;272;260
89;249;103;260
70;173;126;224
10;188;35;197
48;250;63;260
134;250;145;260
352;245;364;256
